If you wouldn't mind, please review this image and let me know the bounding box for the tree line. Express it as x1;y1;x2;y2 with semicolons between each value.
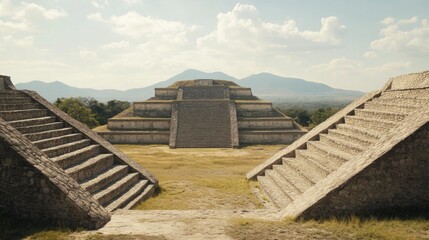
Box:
278;107;340;129
54;97;130;128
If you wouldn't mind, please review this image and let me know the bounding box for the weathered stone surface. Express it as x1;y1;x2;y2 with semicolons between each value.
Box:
0;80;158;229
97;79;306;147
0;118;110;229
248;70;429;219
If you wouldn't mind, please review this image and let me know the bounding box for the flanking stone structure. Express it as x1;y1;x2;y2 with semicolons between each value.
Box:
95;79;306;148
247;71;429;219
0;75;158;229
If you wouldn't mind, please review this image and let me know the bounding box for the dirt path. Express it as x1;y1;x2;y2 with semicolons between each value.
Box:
79;209;280;240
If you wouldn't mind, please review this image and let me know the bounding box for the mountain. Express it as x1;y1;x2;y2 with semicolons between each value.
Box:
16;69;238;102
239;73;363;97
15;69;364;102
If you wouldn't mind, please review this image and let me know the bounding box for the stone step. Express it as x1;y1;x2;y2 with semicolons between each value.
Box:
123;184;156;210
8;116;57;128
33;133;83;150
344;116;397;132
354;109;407;122
105;179;149;212
51;144;101;169
257;175;291;208
272;164;313;193
94;173;140;207
0;103;41;111
328;126;378;147
319;133;365;155
295;149;341;173
283;157;326;184
306;140;353;164
24;127;74;142
43;139;91;158
0;97;33;104
66;154;115;183
265;169;301;200
335;124;382;141
364;101;418;114
0;90;28;98
0;109;49;121
371;97;427;106
81;165;129;194
380;89;429;99
15;122;63;134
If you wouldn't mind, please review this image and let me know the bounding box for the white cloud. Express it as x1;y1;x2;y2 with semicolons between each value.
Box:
363;51;377;58
123;0;141;5
2;35;33;46
371;16;429;54
91;0;110;9
101;40;130;49
0;1;67;33
197;3;346;54
0;19;28;32
309;57;362;75
87;12;105;22
88;11;193;44
79;50;98;61
14;2;67;20
367;61;411;73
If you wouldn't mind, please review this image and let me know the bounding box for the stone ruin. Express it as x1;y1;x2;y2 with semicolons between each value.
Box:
247;71;429;219
95;79;307;148
0;75;158;229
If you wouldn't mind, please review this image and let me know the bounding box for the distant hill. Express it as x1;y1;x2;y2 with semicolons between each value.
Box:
16;69;364;102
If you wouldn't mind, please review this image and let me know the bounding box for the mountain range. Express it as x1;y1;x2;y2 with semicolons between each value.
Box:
15;69;364;102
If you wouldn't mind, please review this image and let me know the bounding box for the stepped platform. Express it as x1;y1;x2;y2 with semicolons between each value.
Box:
247;71;429;219
96;79;306;147
0;75;158;229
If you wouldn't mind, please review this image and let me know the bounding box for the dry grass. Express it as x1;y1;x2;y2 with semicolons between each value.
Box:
227;217;429;240
115;144;283;210
2;144;428;239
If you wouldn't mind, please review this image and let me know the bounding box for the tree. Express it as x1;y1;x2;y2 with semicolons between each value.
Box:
54;97;99;128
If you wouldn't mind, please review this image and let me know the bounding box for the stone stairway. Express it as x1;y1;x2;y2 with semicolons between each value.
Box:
170;100;237;148
0;89;157;212
247;71;429;218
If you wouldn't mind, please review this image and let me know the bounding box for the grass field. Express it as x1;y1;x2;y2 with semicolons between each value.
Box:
1;144;428;239
116;144;283;210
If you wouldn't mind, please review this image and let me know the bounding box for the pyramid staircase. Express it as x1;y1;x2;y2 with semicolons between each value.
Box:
0;84;158;213
247;71;429;218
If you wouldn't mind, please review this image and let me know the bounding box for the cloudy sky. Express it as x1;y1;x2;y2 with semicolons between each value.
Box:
0;0;428;91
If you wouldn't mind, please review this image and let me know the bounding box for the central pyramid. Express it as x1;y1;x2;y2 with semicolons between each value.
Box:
95;79;306;148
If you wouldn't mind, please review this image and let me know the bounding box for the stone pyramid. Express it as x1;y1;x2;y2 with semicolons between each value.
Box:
247;71;429;219
0;75;158;229
95;79;307;148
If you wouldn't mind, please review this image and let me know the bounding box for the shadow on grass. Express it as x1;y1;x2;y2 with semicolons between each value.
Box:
0;213;74;240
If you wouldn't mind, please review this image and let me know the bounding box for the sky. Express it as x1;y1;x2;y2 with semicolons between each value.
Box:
0;0;428;91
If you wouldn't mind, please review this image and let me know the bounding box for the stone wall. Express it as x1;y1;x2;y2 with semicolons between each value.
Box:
181;86;227;99
0;75;15;90
154;88;178;99
0;118;110;229
299;123;429;219
238;118;294;129
239;130;306;144
107;118;170;130
98;131;169;144
236;101;272;111
133;101;172;117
